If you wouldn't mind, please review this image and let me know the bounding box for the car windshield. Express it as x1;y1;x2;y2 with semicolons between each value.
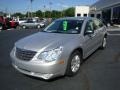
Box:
43;19;83;34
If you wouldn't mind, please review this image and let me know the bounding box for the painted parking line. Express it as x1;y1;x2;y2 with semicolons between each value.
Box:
107;29;120;31
108;33;120;36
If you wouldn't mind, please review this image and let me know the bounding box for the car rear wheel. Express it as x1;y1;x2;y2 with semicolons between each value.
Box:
100;37;107;49
37;25;41;29
66;51;81;76
22;25;26;29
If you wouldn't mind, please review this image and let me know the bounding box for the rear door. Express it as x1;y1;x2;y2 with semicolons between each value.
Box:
83;19;99;58
93;19;105;47
28;20;35;27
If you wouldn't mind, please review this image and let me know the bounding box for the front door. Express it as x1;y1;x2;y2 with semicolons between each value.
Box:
83;20;98;58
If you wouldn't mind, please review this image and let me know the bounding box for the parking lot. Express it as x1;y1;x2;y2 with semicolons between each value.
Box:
0;28;120;90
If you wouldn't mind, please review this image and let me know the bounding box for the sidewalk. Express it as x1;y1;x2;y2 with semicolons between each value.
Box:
107;26;120;31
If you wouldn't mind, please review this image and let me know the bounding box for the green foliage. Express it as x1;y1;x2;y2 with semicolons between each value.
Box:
12;12;25;18
12;7;75;18
45;11;51;18
35;10;43;17
64;7;75;17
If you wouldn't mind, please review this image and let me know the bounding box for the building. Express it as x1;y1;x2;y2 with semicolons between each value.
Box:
90;0;120;25
75;6;89;17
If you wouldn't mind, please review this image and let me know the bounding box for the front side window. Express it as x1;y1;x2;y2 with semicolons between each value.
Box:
43;20;83;34
84;20;94;35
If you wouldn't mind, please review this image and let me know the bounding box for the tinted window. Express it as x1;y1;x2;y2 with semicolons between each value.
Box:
26;20;34;23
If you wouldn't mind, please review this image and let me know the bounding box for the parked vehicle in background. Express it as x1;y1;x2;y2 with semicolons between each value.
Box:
10;17;107;80
9;19;19;28
0;16;19;30
37;18;48;27
0;22;2;30
0;16;10;30
17;18;27;24
19;19;45;29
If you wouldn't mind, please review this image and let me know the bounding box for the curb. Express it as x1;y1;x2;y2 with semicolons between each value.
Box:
107;28;120;31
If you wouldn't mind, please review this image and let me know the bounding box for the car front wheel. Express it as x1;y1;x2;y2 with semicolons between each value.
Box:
0;26;3;30
66;51;81;76
100;37;107;49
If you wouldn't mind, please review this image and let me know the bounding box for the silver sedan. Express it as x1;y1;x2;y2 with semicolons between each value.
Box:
10;17;107;80
19;20;45;29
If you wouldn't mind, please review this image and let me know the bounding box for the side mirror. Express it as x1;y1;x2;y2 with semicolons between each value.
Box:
85;30;94;35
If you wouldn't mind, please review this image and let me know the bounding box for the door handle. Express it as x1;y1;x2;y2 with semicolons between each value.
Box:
88;34;96;38
92;34;96;37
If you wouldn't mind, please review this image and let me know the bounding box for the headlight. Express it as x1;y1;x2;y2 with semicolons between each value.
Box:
37;46;63;62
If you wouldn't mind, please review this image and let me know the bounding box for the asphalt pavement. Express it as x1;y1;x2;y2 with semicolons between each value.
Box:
0;29;120;90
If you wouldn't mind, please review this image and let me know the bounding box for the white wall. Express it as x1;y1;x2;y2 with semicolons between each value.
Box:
75;6;90;17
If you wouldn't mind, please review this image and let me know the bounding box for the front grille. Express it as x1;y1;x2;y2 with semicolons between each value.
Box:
15;48;37;61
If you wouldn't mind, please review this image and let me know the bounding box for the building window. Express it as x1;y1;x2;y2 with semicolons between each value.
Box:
84;14;87;17
90;14;94;17
77;14;81;17
102;9;111;24
96;14;101;19
112;6;120;24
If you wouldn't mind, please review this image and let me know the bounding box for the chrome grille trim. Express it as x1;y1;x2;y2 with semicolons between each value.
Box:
15;48;36;61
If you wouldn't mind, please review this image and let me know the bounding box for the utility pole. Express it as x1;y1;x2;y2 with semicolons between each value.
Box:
43;5;46;18
49;2;52;18
30;0;34;18
61;1;64;17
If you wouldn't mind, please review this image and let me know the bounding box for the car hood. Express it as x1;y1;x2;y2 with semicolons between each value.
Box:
15;32;78;52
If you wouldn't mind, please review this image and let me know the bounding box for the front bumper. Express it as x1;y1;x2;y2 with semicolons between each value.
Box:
10;49;65;80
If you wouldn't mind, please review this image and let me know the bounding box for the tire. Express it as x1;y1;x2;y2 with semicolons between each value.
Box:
66;51;82;76
16;26;20;29
100;37;107;49
22;25;26;29
37;25;41;29
0;26;3;30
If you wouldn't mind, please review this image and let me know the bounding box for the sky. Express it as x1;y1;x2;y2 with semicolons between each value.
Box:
0;0;98;14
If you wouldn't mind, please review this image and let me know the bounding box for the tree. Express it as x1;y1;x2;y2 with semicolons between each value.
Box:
12;12;25;18
45;11;51;18
64;7;75;17
51;10;61;18
35;10;43;18
11;7;75;19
